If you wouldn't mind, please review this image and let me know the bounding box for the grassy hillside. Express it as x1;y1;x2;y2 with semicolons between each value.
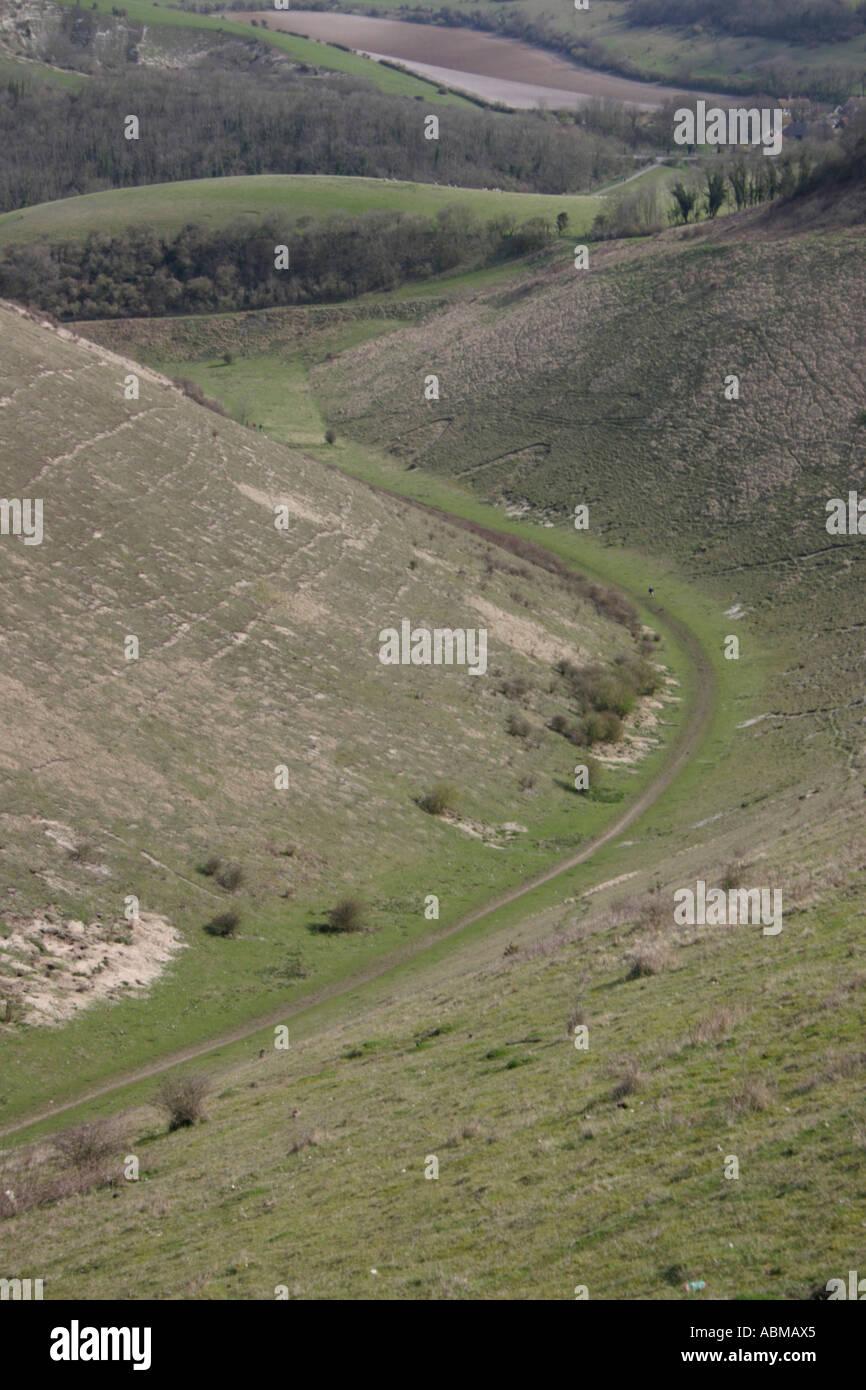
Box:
2;847;864;1298
2;171;865;1302
307;211;866;866
0;297;678;1124
0;175;601;247
313;221;866;579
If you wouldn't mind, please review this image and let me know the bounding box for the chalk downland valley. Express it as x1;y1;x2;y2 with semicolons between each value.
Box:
0;0;865;1330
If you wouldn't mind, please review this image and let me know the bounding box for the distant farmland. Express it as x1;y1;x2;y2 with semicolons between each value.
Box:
228;12;733;109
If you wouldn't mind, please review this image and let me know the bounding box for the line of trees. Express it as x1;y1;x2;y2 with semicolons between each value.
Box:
592;148;824;237
626;0;866;46
0;207;557;319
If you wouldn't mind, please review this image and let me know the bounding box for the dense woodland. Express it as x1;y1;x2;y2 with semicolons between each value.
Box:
0;46;632;214
0;206;554;319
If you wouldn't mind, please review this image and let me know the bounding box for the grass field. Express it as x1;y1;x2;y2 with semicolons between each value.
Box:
0;175;601;247
0;52;89;89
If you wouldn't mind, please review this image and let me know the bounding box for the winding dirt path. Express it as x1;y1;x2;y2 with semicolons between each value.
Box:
0;504;713;1140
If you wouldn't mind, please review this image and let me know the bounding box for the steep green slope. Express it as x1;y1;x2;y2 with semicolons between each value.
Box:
2;748;864;1298
313;213;866;746
2;189;864;1305
0;298;672;1119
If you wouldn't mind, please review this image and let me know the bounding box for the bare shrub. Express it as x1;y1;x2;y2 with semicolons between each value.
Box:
205;910;239;938
626;939;672;979
325;898;365;933
610;1058;645;1101
215;862;243;892
155;1073;210;1130
639;891;668;930
506;713;532;739
732;1078;772;1115
817;1048;866;1083
172;377;226;417
200;855;222;877
324;428;336;444
567;1006;588;1034
689;1007;738;1045
53;1119;120;1169
290;1127;325;1155
69;840;98;863
419;781;457;816
825;972;866;1009
0;1166;113;1217
500;677;530;702
721;859;747;891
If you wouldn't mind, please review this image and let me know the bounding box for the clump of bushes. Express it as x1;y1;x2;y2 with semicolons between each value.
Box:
499;676;530;702
324;898;365;933
549;651;659;748
558;655;657;718
732;1077;772;1115
592;182;667;241
68;839;99;863
155;1073;210;1130
172;377;227;417
52;1120;120;1170
199;857;243;891
205;910;240;938
721;857;748;891
419;781;457;816
216;863;243;892
610;1058;645;1102
549;709;622;748
626;939;672;979
506;713;532;739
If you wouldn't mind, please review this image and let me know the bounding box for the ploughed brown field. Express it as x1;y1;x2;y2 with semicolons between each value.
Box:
228;12;731;109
